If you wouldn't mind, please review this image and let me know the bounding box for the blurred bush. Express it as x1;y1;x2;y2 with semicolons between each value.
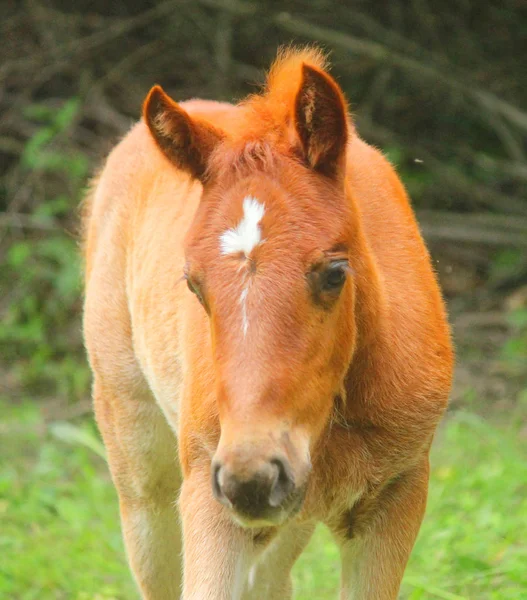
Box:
1;97;89;400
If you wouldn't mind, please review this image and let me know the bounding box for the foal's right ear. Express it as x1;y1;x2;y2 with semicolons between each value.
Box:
294;64;349;179
143;86;223;181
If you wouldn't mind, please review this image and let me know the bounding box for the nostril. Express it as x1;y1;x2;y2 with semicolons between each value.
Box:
268;458;295;508
211;462;224;502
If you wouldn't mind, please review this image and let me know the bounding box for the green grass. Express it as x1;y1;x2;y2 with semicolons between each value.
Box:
1;400;526;599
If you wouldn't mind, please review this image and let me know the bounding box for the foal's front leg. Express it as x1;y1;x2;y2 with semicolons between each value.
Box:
93;383;183;599
242;521;315;600
336;460;429;600
179;467;255;600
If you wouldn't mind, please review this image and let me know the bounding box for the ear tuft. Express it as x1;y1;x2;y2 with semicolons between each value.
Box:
295;64;349;178
143;85;223;181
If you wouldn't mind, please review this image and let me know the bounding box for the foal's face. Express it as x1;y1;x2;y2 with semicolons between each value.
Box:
184;166;356;526
143;56;352;526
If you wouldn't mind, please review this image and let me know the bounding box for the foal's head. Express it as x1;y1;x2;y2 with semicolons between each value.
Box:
144;49;358;527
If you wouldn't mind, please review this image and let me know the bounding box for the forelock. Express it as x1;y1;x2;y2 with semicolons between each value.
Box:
207;139;279;181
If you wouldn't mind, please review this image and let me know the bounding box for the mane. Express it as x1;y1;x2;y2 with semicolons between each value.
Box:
262;45;328;109
207;46;330;179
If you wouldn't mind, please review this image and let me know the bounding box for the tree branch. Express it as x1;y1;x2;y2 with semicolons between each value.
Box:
273;12;527;136
417;210;527;246
357;116;527;216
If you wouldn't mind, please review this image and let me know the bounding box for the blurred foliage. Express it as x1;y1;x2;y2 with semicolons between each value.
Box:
503;309;527;374
1;98;90;401
0;0;526;402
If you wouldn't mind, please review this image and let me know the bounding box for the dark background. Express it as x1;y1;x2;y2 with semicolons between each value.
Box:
1;0;526;415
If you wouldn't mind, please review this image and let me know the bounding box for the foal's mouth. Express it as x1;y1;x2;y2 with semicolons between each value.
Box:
211;450;310;529
211;430;312;529
227;484;307;529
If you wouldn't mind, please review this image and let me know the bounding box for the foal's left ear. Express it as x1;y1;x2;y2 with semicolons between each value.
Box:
143;85;224;181
295;64;349;179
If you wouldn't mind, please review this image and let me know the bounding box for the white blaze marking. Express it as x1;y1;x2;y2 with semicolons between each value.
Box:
220;196;265;337
239;286;249;337
220;196;265;256
232;551;252;600
248;565;257;590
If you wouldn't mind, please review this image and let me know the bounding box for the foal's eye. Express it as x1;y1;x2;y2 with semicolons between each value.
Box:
309;259;349;306
320;262;348;292
186;277;205;305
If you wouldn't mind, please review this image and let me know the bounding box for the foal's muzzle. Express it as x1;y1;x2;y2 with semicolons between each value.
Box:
212;457;302;525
